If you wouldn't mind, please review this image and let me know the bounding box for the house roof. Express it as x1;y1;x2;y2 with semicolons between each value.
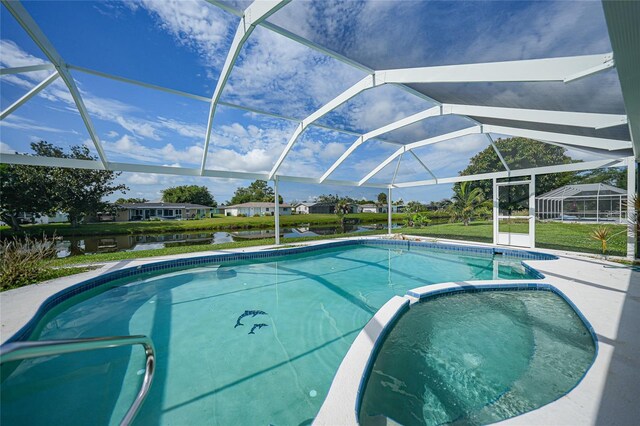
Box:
538;183;627;199
225;202;292;208
117;202;214;209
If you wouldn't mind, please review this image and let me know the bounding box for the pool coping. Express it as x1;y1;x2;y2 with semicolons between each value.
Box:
313;282;598;425
1;235;638;425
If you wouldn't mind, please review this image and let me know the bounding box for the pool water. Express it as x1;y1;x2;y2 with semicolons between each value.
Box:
1;243;538;425
359;291;596;426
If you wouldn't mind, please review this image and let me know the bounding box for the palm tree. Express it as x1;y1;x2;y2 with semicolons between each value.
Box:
448;182;491;226
334;200;350;228
590;226;611;256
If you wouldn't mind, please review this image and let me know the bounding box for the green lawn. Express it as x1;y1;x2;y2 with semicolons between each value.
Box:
0;213;404;237
397;221;628;257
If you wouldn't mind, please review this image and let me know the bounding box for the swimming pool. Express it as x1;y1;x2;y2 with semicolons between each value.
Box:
1;240;551;425
358;290;596;425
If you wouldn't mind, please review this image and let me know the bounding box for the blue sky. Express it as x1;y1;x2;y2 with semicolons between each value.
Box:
0;0;622;205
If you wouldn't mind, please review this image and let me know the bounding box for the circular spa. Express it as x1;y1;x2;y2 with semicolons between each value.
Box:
0;240;553;425
358;289;597;426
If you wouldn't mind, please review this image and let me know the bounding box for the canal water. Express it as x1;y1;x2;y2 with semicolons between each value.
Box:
55;223;398;257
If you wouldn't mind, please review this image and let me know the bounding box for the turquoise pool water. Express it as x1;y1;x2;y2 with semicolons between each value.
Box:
1;243;539;425
359;290;596;425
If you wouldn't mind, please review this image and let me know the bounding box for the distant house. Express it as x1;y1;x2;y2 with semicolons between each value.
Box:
359;203;387;213
114;202;214;221
392;204;405;213
10;211;69;225
294;202;315;214
211;205;227;215
295;202;360;214
295;202;336;214
224;202;292;217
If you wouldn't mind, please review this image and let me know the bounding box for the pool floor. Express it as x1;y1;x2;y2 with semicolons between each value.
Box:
1;243;538;425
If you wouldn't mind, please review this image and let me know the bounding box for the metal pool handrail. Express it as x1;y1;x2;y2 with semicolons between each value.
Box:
0;335;155;426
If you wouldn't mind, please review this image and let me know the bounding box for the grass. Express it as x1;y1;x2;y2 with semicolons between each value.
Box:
1;266;97;291
398;221;628;257
0;213;404;237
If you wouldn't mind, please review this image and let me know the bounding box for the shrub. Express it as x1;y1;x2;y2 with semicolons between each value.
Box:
0;234;58;291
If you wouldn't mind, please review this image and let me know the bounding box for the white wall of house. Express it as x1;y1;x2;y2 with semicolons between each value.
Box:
226;206;292;217
295;205;311;214
359;205;387;213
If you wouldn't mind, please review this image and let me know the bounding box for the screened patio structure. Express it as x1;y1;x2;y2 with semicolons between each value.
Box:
0;0;638;257
537;183;627;223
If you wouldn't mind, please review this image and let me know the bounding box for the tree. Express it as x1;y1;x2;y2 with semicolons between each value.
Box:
377;192;387;205
457;137;577;209
572;167;627;188
0;163;55;231
31;142;128;226
405;201;427;213
1;142;128;229
316;194;340;204
230;180;282;204
161;185;216;206
334;199;350;227
115;197;148;204
448;181;491;226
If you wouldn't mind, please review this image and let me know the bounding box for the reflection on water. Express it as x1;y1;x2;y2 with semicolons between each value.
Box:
55;223;399;257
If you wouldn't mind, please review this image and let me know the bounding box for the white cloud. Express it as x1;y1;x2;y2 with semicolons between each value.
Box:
125;0;235;69
101;134;204;164
0;141;17;153
126;173;160;185
0;114;71;134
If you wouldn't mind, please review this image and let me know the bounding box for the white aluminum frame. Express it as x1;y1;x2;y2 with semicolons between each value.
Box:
200;0;290;174
0;0;636;256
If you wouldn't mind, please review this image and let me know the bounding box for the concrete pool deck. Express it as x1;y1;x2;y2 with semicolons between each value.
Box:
1;236;638;425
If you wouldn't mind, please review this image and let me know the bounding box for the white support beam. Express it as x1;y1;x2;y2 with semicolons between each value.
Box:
602;1;640;159
391;153;403;185
387;187;392;235
269;74;378;179
0;153;391;188
443;104;627;130
69;64;211;103
529;174;536;249
319;105;441;182
321;103;627;183
359;127;481;186
0;71;59;120
492;178;499;245
0;63;55;75
485;134;510;172
393;158;628;188
408;150;438;183
359;146;405;186
274;177;280;245
626;157;637;259
376;53;614;84
406;126;482;151
2;0;109;166
201;0;290;174
483;125;632;151
68;63;409;145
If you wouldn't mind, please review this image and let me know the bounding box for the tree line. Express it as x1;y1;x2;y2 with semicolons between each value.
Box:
1;142;127;230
